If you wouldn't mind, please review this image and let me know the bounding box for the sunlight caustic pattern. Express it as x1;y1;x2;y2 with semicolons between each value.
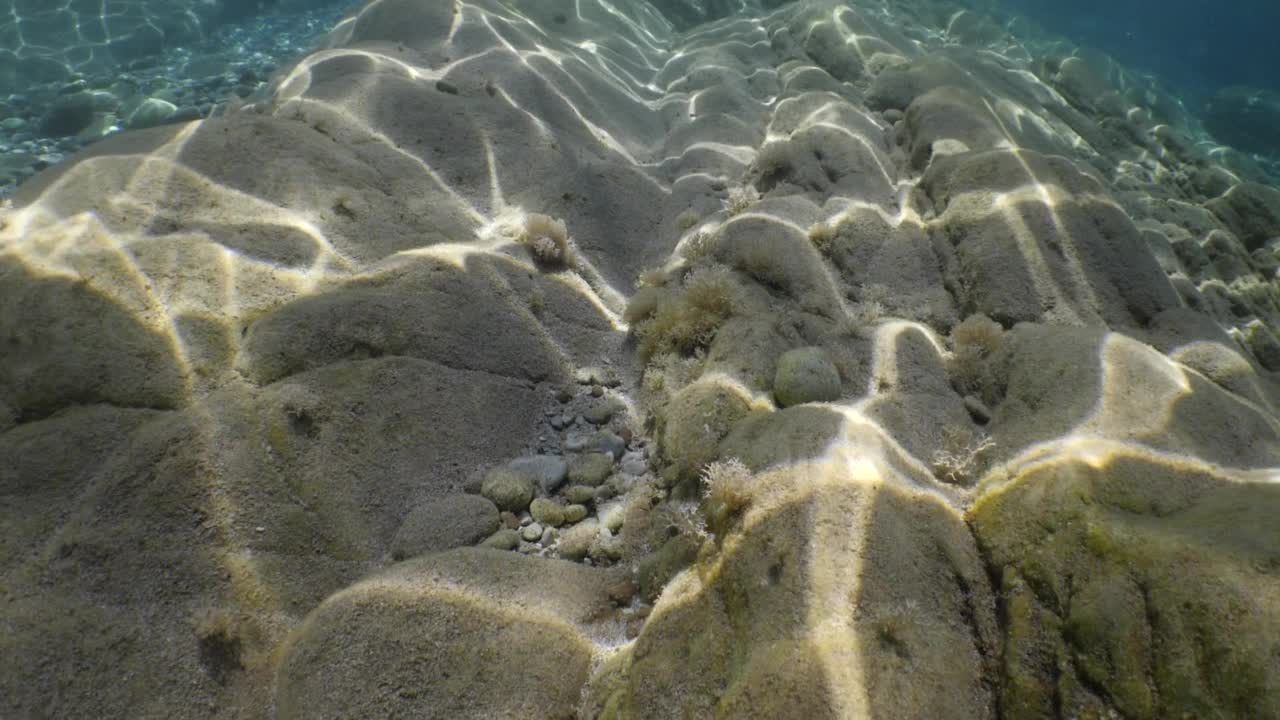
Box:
3;0;1280;717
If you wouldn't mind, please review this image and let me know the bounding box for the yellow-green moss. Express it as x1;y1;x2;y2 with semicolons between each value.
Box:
971;451;1280;720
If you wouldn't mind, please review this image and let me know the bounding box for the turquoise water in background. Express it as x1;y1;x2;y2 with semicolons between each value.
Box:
988;0;1280;101
2;0;1280;197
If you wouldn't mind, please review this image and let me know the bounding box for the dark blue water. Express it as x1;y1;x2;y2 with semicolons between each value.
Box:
998;0;1280;102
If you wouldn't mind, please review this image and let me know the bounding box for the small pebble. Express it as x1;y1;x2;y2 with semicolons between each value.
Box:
620;452;648;476
599;502;626;533
568;452;614;487
583;402;615;425
588;431;626;461
522;522;544;542
530;497;566;527
480;529;520;551
564;485;596;505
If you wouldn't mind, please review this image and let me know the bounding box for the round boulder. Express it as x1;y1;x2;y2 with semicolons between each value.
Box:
391;494;500;560
276;550;608;719
127;98;179;130
480;467;535;513
567;452;614;487
773;346;841;407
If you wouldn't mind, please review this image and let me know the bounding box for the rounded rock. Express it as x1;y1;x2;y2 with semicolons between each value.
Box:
558;519;600;560
568;452;614;487
563;504;589;524
391;494;500;561
127;97;177;129
530;497;567;528
507;454;569;495
564;486;597;505
773;346;842;408
479;528;521;551
481;467;536;513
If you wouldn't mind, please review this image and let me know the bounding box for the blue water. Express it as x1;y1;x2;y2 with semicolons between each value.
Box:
3;0;1280;196
996;0;1280;102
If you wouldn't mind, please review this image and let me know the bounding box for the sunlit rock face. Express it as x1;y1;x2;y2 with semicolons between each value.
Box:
2;0;1279;718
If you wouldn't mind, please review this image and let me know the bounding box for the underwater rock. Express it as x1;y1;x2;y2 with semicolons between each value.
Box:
3;0;1280;716
275;549;620;718
773;346;842;407
127;98;180;130
481;467;536;513
970;449;1280;719
567;452;615;487
391;494;500;561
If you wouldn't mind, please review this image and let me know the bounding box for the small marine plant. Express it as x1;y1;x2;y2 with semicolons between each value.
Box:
519;212;575;268
931;427;996;485
840;284;891;339
678;229;717;264
724;185;759;217
807;218;839;254
700;457;753;535
948;312;1004;402
634;264;739;360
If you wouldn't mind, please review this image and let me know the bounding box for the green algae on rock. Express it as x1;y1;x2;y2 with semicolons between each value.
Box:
969;447;1280;720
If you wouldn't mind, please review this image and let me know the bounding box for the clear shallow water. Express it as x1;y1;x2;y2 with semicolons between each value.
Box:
989;0;1280;101
3;0;1280;198
0;0;358;196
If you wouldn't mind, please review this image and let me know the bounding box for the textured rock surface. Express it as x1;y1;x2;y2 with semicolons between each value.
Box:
2;0;1279;717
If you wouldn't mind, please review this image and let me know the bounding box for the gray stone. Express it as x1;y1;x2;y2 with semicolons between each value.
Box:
587;430;626;461
478;529;520;551
582;402;617;425
620;452;648;476
521;523;544;542
507;454;569;494
127;98;179;130
567;452;614;487
963;395;992;424
1;117;25;130
391;494;500;560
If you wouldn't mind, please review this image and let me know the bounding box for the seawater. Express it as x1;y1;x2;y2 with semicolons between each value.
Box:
2;0;1279;198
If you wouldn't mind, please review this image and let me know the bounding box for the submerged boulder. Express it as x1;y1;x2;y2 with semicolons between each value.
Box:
970;448;1280;719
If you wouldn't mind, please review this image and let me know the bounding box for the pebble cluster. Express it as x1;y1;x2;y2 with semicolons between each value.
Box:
473;366;656;562
0;2;356;198
387;365;664;573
